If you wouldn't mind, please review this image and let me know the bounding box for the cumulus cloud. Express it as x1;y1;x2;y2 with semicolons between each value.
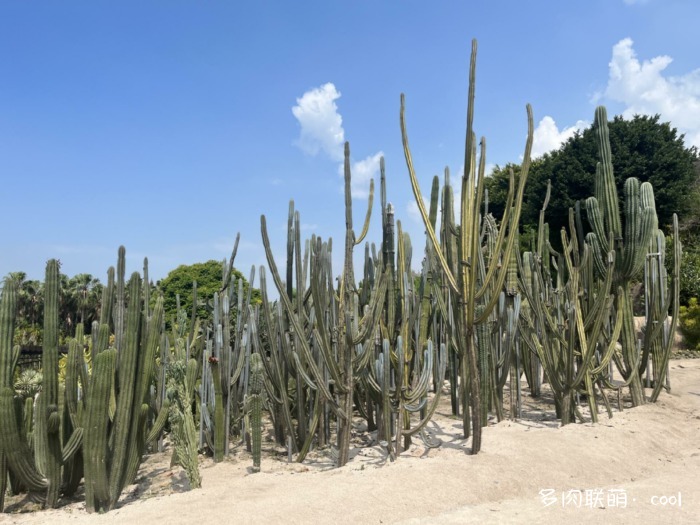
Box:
293;83;381;199
292;83;345;161
338;152;383;199
601;38;700;148
531;116;589;158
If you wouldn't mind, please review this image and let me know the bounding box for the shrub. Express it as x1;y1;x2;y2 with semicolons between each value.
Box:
679;297;700;351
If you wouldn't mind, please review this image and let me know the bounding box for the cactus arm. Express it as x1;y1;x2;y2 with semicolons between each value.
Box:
84;348;117;513
590;296;625;375
354;178;375;246
145;400;171;446
114;247;126;354
258;268;298;452
261;215;348;408
475;105;534;305
247;353;265;472
586;233;609;282
121;296;165;490
351;266;388;345
650;214;681;401
219;232;240;295
401;93;459;294
296;386;322;463
60;428;84;465
99;266;115;329
594;107;622;239
585;197;610;255
208;357;225;462
620;178;641;277
401;343;448;437
0;388;48;493
0;278;18;388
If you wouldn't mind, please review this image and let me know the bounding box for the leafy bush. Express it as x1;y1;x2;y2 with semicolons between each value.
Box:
680;250;700;306
679;297;700;351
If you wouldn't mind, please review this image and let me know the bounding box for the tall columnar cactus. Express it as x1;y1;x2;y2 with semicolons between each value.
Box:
208;355;225;462
585;106;661;406
0;278;49;510
34;260;62;507
0;264;89;510
244;352;265;473
260;142;376;467
82;248;168;513
196;236;255;462
401;39;533;452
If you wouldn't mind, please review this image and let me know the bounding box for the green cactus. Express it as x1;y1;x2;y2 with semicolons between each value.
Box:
34;260;62;507
208;355;225;463
244;352;265;472
584;106;663;406
83;348;116;512
402;38;534;452
80;248;168;512
167;350;201;489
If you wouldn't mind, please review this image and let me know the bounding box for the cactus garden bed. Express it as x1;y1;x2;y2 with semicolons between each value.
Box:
2;358;699;523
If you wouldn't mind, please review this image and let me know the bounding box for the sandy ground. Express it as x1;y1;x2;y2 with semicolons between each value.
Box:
3;357;699;525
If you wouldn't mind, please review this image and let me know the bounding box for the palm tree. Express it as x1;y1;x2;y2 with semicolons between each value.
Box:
66;273;102;331
7;272;43;328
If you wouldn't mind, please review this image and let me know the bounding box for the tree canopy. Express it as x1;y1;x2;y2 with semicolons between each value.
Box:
156;260;260;328
485;113;700;248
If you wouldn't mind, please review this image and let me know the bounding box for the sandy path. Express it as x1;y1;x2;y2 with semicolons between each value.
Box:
4;359;699;524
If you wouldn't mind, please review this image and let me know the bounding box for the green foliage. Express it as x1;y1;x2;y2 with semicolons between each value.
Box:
679;297;700;351
680;251;700;306
486;114;699;249
4;270;104;341
157;260;260;328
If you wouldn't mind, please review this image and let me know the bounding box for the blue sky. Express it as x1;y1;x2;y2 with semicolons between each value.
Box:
1;0;699;288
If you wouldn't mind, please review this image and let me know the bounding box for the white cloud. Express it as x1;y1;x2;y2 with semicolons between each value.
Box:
292;83;345;161
602;38;700;148
292;83;381;200
623;0;649;5
531;116;589;158
337;151;383;199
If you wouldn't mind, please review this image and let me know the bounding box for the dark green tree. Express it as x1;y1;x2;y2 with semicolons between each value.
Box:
486;114;699;249
157;260;260;329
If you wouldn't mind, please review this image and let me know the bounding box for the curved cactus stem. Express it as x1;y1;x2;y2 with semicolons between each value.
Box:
354;178;375;246
0;388;48;494
401;93;459;294
260;215;347;414
61;428;84;465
